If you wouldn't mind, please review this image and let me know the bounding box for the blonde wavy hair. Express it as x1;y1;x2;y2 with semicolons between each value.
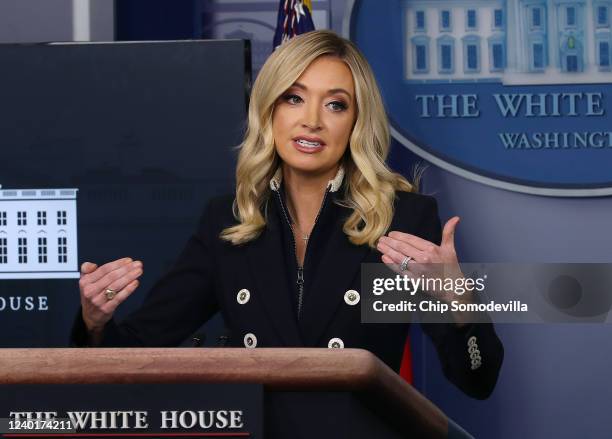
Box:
220;30;414;248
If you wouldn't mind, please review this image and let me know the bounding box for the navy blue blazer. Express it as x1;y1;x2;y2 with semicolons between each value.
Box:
73;184;503;399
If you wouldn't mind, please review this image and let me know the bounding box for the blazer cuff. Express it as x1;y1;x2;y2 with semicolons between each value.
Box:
69;307;125;347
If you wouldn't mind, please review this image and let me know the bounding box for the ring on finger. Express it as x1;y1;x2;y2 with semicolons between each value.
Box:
399;256;413;272
105;288;118;301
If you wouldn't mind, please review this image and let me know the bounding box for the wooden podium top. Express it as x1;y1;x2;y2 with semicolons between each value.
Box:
0;348;448;437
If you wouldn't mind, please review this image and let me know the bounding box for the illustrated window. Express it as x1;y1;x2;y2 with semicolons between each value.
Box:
0;237;7;264
532;7;543;28
58;237;67;263
18;237;27;264
440;10;452;31
491;43;505;70
412;36;431;74
437;36;455;73
441;44;452;70
597;5;609;26
17;211;27;226
467;9;477;29
38;237;48;263
599;41;610;68
533;43;545;69
57;210;67;225
566;6;576;26
37;211;47;226
494;9;503;28
416;10;426;31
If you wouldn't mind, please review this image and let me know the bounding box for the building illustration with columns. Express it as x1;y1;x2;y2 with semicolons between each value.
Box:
0;187;79;279
404;0;612;84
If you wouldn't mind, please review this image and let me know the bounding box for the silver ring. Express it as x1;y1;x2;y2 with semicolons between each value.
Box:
399;256;413;272
104;288;117;301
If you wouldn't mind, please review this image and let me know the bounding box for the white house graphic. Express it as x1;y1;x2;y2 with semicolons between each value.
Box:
0;187;79;279
405;0;612;84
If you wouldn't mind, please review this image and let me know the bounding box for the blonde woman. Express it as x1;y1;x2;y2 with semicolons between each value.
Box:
74;30;503;399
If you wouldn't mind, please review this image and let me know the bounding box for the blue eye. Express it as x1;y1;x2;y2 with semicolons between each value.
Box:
283;94;303;105
328;101;348;112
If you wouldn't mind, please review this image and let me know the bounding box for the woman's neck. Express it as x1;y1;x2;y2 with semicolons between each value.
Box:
282;163;338;233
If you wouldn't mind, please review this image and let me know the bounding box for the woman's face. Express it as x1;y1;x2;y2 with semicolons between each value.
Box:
272;55;356;177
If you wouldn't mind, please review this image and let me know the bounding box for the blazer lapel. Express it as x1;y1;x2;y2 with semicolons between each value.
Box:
298;206;370;346
244;200;303;347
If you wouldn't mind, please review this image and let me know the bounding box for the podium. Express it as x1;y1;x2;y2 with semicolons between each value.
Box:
0;348;468;438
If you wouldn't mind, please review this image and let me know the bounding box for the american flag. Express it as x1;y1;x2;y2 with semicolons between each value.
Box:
273;0;315;49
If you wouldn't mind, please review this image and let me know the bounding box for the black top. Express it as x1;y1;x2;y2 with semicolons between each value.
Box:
72;187;504;399
276;182;339;320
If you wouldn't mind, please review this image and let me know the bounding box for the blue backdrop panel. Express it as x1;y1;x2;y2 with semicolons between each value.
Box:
349;0;612;194
0;39;250;347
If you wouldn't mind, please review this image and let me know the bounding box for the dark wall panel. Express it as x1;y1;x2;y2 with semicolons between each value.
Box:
0;39;250;346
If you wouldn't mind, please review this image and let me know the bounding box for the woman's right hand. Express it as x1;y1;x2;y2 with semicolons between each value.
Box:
79;258;143;334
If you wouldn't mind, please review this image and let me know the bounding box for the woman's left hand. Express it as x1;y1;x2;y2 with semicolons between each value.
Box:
376;216;466;301
377;216;478;326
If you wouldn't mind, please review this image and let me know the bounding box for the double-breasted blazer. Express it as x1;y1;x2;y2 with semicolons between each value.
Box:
73;172;503;399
